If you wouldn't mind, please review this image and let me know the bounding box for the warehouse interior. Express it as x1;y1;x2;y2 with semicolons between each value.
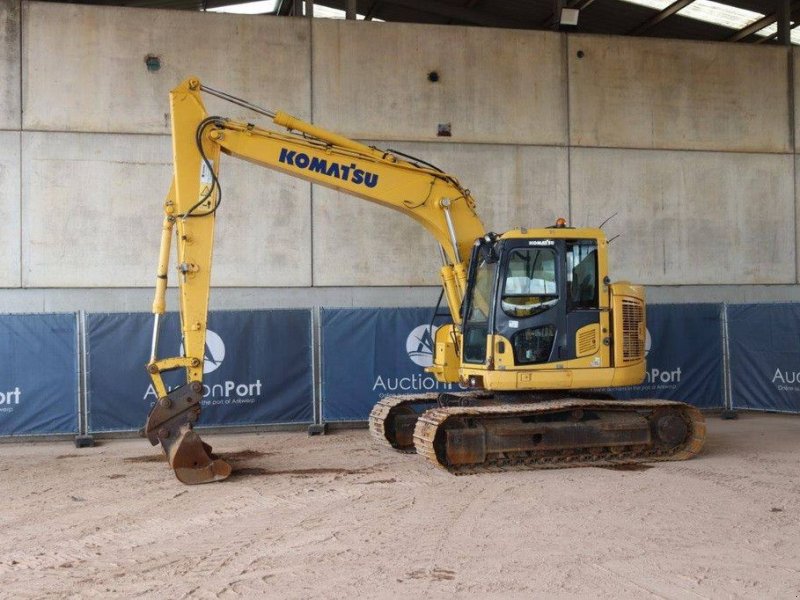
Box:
1;1;800;597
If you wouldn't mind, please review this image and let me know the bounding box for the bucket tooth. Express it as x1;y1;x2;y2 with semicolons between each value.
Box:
144;381;231;484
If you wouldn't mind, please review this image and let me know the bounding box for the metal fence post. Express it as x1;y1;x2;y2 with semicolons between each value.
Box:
307;306;326;435
720;303;737;419
75;311;95;447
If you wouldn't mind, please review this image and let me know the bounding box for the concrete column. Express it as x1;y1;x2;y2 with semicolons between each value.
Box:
0;0;21;130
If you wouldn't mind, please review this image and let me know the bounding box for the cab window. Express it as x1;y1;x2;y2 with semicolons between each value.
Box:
501;248;557;318
566;242;598;310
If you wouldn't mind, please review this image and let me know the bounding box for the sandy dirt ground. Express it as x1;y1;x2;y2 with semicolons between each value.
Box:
0;413;799;599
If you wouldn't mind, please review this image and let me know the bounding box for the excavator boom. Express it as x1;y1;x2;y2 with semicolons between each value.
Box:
146;77;485;483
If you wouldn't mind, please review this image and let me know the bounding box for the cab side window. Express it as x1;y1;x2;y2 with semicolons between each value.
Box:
566;242;598;310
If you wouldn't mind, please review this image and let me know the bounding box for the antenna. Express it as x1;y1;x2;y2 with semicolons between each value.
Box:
608;234;622;244
598;212;618;230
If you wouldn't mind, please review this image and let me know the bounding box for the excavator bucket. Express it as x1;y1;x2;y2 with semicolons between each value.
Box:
144;381;231;484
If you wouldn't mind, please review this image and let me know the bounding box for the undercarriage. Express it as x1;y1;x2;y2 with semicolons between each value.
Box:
370;392;705;474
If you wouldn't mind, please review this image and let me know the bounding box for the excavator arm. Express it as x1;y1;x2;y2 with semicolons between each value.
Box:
145;77;485;484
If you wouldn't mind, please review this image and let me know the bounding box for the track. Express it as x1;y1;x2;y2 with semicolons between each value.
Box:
369;393;442;451
371;394;706;474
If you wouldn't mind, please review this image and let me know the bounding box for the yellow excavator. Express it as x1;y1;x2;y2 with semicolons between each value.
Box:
145;77;706;484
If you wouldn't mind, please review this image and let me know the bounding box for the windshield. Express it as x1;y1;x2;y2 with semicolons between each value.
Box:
462;250;497;364
466;260;495;323
501;248;558;318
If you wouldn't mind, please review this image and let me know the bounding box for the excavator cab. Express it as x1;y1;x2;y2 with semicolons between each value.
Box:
426;224;649;392
462;230;602;373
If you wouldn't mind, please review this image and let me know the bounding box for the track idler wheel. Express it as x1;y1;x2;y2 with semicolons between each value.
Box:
649;409;690;449
144;381;231;485
384;404;419;450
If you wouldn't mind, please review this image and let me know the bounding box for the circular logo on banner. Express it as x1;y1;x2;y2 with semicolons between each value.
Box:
406;324;438;367
645;328;652;357
180;329;226;374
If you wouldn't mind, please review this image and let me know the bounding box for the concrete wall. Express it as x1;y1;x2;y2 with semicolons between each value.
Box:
22;2;311;133
311;22;567;145
1;0;20;129
0;131;20;287
1;2;798;311
571;148;795;285
568;36;790;153
21;132;310;287
0;0;20;292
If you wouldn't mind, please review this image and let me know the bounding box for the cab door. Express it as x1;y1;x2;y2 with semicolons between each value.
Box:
492;240;565;366
461;242;499;365
564;240;601;360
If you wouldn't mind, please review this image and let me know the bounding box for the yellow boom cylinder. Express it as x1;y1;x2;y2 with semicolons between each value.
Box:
151;214;174;315
273;111;379;157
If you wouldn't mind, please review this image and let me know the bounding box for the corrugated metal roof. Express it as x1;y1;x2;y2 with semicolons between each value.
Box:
36;0;798;44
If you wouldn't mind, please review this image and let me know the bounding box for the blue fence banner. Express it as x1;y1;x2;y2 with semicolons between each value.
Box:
603;303;724;408
86;310;313;432
321;307;460;421
0;313;78;436
728;304;800;413
321;304;724;422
